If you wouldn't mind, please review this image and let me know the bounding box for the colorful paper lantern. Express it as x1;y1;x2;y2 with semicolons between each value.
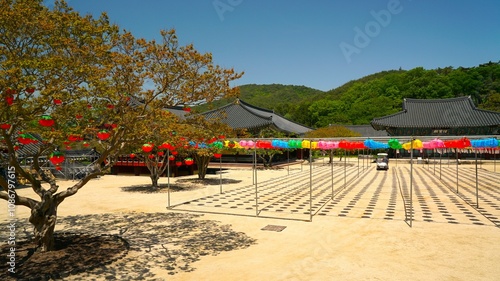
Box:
97;130;111;140
18;133;38;145
142;143;154;153
364;139;389;150
49;151;65;165
0;123;11;130
68;135;83;142
5;95;14;105
388;139;402;150
184;158;194;165
38;115;55;127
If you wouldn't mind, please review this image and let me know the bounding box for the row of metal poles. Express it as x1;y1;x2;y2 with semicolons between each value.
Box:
166;137;498;224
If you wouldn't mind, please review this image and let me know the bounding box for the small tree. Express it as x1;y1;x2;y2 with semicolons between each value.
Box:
304;125;361;163
254;128;285;169
0;0;241;252
180;115;235;179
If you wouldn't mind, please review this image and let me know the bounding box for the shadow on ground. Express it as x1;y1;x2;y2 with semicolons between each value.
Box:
121;178;242;194
0;212;256;280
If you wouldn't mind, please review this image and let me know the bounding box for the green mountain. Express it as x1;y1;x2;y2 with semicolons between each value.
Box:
196;61;500;129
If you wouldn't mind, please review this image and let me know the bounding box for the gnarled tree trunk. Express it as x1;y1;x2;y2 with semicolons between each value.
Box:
29;193;58;252
194;155;211;179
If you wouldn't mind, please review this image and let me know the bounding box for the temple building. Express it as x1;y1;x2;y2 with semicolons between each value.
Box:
370;96;500;136
200;99;313;136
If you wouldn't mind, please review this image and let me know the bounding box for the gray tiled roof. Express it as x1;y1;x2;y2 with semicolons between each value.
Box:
371;96;500;130
344;125;388;137
202;99;313;135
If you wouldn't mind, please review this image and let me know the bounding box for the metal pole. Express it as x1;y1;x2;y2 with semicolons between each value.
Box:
427;149;429;170
439;149;442;179
357;149;360;178
344;150;346;188
410;138;414;228
475;149;479;208
331;151;334;200
362;149;365;172
433;149;436;175
254;147;258;216
287;149;290;175
301;148;303;172
456;149;459;194
309;147;313;222
167;149;170;208
495;148;497;173
219;154;222;194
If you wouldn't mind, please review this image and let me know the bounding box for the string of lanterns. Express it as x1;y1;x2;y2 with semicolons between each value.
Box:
228;137;499;150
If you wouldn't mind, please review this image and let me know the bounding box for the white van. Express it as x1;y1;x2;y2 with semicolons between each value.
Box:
376;153;389;170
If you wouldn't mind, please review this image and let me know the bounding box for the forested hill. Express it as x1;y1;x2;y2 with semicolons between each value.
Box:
195;61;500;129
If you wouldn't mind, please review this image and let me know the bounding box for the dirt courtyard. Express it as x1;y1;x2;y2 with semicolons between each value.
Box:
1;160;499;280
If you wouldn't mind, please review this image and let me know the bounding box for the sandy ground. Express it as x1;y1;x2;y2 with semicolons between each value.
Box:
1;159;499;280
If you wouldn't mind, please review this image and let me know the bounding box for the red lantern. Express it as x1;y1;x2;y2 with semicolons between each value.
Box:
39;115;55;127
168;155;175;161
97;130;111;140
1;123;11;130
184;158;194;165
68;135;82;142
183;107;191;112
49;151;65;165
142;143;154;153
5;95;14;105
171;150;178;156
338;140;349;149
18;133;37;145
213;153;222;159
175;161;182;167
53;99;62;105
75;114;83;119
148;154;155;159
158;151;164;156
26;87;35;94
83;142;90;147
55;166;62;171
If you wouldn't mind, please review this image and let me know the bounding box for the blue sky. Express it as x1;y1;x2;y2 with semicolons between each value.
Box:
50;0;500;91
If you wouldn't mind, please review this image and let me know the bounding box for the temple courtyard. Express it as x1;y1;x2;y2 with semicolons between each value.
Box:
1;159;499;280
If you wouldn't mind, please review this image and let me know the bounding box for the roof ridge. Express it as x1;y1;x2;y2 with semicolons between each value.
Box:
404;96;471;103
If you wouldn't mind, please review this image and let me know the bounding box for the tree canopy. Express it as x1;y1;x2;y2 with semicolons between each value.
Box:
0;0;241;252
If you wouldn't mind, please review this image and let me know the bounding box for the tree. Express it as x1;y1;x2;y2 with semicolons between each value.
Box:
179;114;235;179
304;126;361;163
254;128;285;169
0;0;242;252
